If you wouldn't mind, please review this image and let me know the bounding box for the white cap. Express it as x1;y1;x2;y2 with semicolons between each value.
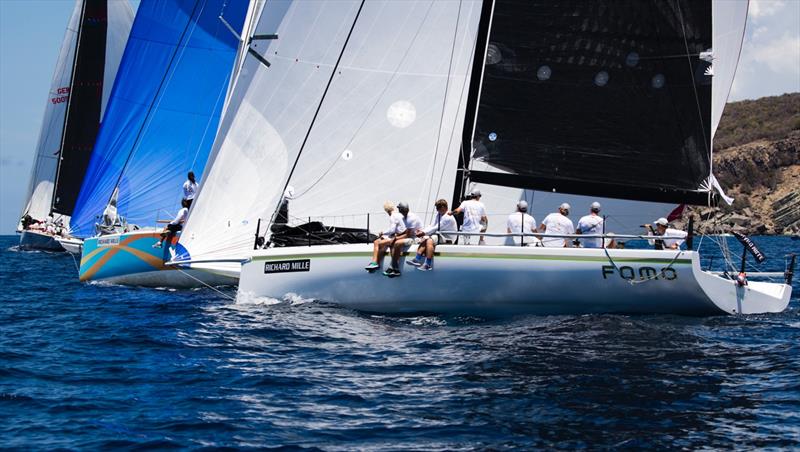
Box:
398;201;409;210
559;203;571;210
471;189;482;197
591;201;601;211
517;200;528;211
655;217;668;226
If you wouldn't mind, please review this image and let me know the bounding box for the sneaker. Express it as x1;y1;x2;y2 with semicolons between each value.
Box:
406;257;423;267
364;261;379;271
152;242;162;249
417;263;433;271
383;267;401;277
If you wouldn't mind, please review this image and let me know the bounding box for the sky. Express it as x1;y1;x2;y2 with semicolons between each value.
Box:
0;0;798;235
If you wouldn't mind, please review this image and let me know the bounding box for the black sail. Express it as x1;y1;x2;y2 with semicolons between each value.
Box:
52;0;108;216
468;0;714;205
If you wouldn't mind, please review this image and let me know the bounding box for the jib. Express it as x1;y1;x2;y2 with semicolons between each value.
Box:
601;265;677;281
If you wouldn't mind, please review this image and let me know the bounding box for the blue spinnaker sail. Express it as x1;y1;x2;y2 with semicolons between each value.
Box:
70;0;247;238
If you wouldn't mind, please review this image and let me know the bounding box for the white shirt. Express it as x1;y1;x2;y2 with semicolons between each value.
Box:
182;180;198;200
423;212;458;242
541;212;575;247
458;199;486;231
402;212;423;237
577;214;604;248
506;212;536;246
170;207;189;225
383;211;406;237
649;228;688;248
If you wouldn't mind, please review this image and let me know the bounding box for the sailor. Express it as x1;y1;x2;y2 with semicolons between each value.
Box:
386;202;423;277
505;200;538;246
452;189;487;245
576;202;604;248
539;203;575;247
407;199;457;271
365;201;407;274
182;171;198;207
153;198;190;248
645;217;688;250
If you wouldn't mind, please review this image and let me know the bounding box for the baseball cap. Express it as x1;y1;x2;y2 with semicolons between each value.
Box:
398;201;409;210
517;200;528;211
559;203;571;210
470;189;482;197
655;217;668;226
591;201;601;211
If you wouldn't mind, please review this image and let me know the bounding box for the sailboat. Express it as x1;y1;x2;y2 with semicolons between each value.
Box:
17;0;133;252
178;0;793;315
68;0;249;287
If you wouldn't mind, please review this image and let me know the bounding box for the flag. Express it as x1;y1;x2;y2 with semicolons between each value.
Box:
667;204;686;222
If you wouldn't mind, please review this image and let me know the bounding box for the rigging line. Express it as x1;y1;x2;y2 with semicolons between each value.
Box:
675;1;712;176
189;71;230;170
174;267;236;301
292;0;436;201
423;0;463;224
268;0;367;231
107;0;204;207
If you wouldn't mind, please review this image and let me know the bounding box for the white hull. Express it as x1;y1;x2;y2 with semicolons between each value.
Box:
18;230;66;252
55;236;83;254
239;244;791;317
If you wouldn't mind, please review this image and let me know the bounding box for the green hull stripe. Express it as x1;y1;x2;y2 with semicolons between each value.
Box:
252;251;691;265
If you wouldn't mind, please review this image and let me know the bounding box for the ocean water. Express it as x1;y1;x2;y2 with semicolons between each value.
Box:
1;234;799;450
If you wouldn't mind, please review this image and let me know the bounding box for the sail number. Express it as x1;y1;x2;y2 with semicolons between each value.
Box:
601;265;677;281
51;87;70;104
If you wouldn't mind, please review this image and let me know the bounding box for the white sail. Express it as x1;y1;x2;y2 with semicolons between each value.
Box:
19;0;134;229
102;0;135;120
711;0;749;140
19;0;82;227
180;0;482;263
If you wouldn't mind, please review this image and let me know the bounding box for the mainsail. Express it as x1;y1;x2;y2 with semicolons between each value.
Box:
177;0;481;263
19;0;133;227
465;0;727;205
69;0;248;238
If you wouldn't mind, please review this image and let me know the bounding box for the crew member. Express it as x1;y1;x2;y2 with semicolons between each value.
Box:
365;202;407;273
506;200;537;246
452;189;487;245
407;199;457;271
645;217;688;250
576;202;604;248
182;171;198;207
153;198;190;248
386;202;423;276
539;203;575;247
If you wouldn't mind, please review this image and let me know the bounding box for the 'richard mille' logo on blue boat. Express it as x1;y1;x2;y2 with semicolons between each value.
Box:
264;259;310;274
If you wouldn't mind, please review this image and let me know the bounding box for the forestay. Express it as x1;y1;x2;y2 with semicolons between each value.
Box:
177;0;482;264
69;0;248;238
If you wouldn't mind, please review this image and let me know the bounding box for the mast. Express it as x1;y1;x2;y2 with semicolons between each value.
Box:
452;0;495;209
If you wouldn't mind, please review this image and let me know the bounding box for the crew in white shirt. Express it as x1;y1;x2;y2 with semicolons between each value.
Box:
386;202;423;276
154;198;190;249
539;203;575;247
576;202;604;248
407;199;458;271
505;200;537;246
182;171;198;207
365;201;407;272
452;189;488;245
645;217;688;249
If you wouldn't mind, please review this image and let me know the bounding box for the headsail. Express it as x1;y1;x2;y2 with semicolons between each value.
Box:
177;0;481;263
69;0;248;238
465;0;719;205
19;0;133;227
